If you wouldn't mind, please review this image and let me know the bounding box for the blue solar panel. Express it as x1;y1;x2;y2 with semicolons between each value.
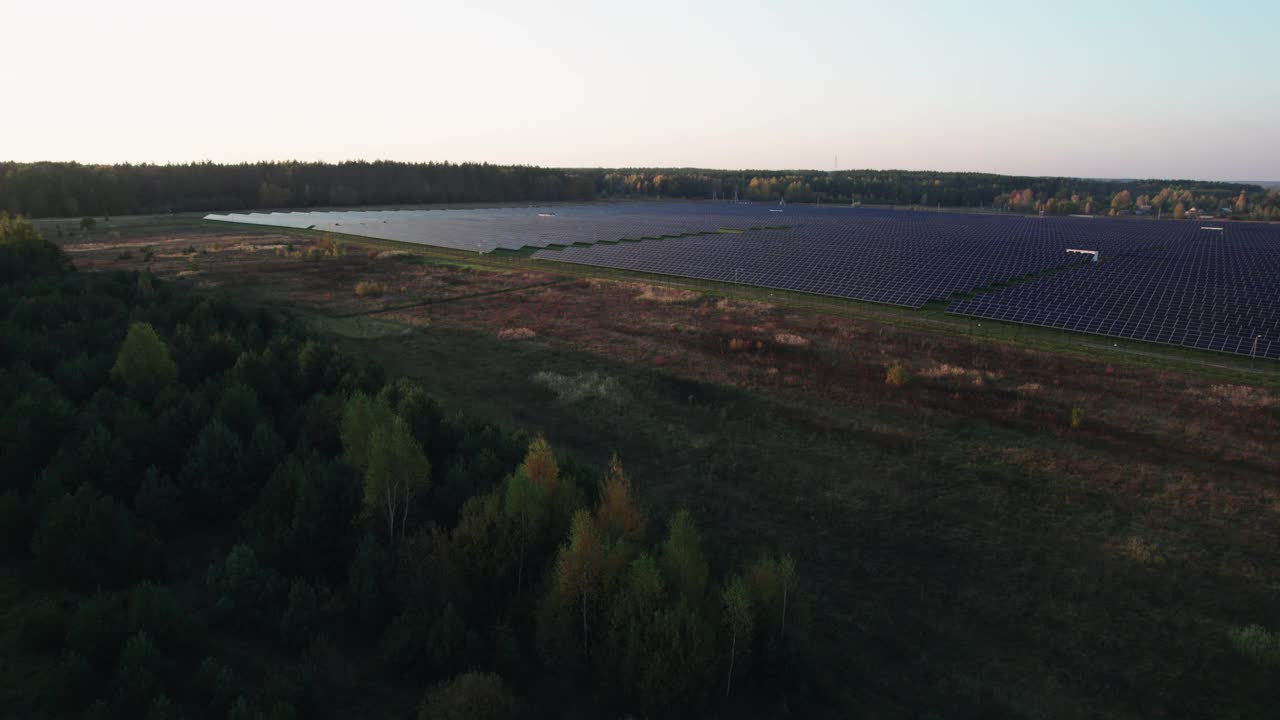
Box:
946;224;1280;360
533;212;1168;309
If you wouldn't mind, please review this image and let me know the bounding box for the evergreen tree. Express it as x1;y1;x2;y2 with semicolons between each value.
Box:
111;323;177;398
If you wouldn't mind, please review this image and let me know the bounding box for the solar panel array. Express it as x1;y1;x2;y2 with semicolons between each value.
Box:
203;202;1280;360
946;224;1280;360
204;204;790;253
532;212;1167;308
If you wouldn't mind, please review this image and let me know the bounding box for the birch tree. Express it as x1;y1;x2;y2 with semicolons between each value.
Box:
722;576;753;697
365;417;430;542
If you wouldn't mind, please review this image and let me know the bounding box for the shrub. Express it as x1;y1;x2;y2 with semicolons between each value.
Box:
885;363;909;387
354;280;386;298
1230;625;1280;667
1070;406;1085;430
531;370;623;405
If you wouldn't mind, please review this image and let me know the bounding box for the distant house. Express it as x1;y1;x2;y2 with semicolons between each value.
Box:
1135;204;1153;216
1219;207;1233;217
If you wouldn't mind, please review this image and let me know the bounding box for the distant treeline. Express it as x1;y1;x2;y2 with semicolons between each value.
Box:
4;161;1278;220
0;162;597;218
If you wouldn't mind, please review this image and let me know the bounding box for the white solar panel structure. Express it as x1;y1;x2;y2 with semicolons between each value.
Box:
203;204;786;253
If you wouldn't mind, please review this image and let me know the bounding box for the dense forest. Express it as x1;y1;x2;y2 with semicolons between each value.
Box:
0;213;816;718
4;161;1279;221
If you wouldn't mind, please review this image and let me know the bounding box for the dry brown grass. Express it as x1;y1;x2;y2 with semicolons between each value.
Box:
919;363;1003;381
498;327;537;340
715;297;775;313
636;284;699;303
531;370;624;404
773;332;809;347
1200;384;1276;408
1117;536;1163;565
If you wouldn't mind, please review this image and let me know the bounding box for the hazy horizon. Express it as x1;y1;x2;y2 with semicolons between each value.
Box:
5;0;1277;182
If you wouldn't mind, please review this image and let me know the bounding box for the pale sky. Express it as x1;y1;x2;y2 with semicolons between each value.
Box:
3;0;1278;180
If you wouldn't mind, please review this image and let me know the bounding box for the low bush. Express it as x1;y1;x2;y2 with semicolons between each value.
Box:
355;281;386;298
1230;625;1280;667
885;363;909;387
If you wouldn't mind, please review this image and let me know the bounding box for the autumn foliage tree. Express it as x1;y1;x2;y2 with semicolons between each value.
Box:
553;510;605;658
1109;189;1133;214
595;455;644;544
417;672;522;720
521;435;559;494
